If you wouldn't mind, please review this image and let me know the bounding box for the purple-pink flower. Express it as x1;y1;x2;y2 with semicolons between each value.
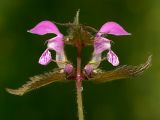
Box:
28;21;64;65
28;20;73;73
84;21;130;75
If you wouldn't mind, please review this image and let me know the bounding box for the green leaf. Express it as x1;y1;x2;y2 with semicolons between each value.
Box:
90;55;152;83
6;69;66;96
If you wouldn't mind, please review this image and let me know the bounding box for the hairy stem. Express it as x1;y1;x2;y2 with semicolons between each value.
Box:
76;40;84;120
76;78;84;120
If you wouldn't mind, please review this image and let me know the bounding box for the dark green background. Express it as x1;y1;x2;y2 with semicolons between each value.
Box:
0;0;159;120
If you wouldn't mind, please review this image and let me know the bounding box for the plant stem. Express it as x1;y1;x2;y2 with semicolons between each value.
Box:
76;40;84;120
76;79;84;120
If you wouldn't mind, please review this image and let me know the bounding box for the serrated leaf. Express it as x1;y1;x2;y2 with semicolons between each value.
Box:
6;69;66;96
90;55;152;83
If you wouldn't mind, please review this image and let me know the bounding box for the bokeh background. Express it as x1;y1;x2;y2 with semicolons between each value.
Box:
0;0;159;120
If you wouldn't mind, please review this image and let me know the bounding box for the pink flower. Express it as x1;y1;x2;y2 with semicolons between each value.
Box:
28;21;64;66
85;21;130;75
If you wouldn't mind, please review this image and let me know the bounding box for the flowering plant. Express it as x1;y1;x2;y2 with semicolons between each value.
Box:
7;10;151;120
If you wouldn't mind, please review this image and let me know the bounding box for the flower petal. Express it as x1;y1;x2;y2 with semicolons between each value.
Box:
84;64;93;76
97;22;131;36
47;35;64;53
89;53;102;69
107;50;119;66
39;49;52;65
56;51;66;68
64;64;73;74
28;21;61;35
94;37;111;54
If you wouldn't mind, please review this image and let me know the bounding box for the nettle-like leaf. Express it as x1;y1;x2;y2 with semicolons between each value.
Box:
90;55;152;83
6;69;66;96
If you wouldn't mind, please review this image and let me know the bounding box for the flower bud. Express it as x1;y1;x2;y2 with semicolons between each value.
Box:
64;64;73;74
84;64;93;76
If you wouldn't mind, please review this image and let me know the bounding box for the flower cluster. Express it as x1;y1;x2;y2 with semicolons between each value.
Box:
28;20;130;77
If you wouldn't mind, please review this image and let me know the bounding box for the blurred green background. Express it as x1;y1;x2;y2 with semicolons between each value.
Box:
0;0;159;120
